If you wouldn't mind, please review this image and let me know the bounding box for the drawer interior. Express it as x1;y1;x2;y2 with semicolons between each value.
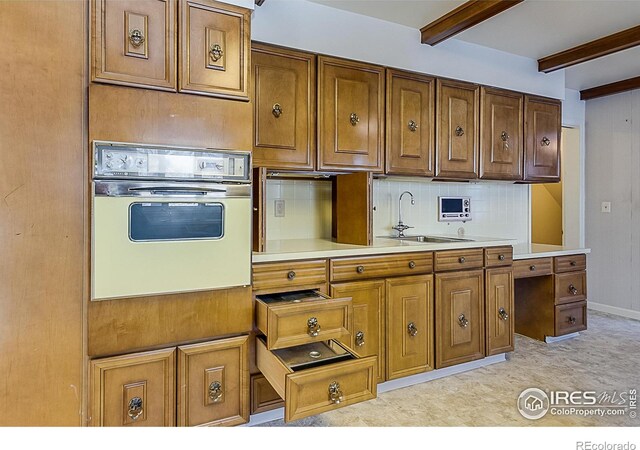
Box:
256;289;328;306
258;336;356;372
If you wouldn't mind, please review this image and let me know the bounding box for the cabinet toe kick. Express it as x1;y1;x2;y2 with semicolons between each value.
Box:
256;337;377;423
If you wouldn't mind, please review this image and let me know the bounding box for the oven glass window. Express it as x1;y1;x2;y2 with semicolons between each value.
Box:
441;198;463;213
129;202;223;241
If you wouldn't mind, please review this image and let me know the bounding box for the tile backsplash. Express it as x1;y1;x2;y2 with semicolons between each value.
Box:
265;178;530;243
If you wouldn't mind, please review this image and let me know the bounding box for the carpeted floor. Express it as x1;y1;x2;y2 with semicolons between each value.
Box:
259;310;640;426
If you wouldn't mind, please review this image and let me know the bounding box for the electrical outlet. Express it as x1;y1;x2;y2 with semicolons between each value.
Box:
274;199;285;217
601;201;611;213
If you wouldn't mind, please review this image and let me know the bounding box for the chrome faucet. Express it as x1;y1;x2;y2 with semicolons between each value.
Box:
392;191;415;237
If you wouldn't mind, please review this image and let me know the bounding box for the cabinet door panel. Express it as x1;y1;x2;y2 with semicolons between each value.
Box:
435;270;485;368
332;280;386;382
252;44;315;169
386;69;435;176
319;56;384;171
524;96;561;181
92;0;176;90
480;87;523;180
386;275;434;380
436;79;479;179
486;268;515;355
179;0;250;100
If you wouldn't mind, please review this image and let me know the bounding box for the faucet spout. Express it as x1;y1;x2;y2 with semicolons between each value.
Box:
393;191;415;237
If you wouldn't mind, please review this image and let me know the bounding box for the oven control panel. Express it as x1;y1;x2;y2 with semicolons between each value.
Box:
93;142;250;183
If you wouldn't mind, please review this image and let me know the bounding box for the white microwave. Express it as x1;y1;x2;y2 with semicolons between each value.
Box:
438;196;472;222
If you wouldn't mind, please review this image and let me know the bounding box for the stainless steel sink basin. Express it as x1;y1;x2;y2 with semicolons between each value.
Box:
380;235;474;243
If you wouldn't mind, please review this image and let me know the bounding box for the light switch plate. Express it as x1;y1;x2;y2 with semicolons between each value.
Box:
601;202;611;213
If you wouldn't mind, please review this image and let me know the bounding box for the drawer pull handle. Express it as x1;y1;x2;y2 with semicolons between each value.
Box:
209;43;224;62
272;103;283;118
408;120;418;132
498;307;509;321
458;314;469;328
350;113;360;126
287;271;296;280
568;316;577;325
127;397;143;421
529;265;536;271
498;254;505;261
328;381;344;404
208;381;223;403
455;126;465;137
541;136;551;147
459;257;466;264
355;331;365;347
570;261;577;266
307;317;321;337
568;284;579;295
407;322;418;337
408;261;416;269
356;265;365;274
128;29;145;48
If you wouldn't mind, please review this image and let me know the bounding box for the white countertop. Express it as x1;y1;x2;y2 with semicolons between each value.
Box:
252;236;591;263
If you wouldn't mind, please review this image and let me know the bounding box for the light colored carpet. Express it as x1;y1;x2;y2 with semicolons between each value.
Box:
259;310;640;426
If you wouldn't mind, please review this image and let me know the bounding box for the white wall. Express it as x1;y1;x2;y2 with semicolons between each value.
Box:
585;89;640;317
251;0;565;99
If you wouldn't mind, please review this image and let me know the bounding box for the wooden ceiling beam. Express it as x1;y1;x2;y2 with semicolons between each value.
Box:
255;0;266;6
580;76;640;101
538;25;640;73
420;0;523;46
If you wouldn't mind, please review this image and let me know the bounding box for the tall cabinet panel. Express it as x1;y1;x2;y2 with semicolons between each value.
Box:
386;69;435;176
251;44;316;169
318;56;384;172
479;87;523;180
524;95;562;182
435;79;479;179
485;268;515;355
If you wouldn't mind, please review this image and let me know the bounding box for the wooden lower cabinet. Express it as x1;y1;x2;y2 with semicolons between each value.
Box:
435;270;485;368
90;348;176;427
177;335;249;427
386;275;434;380
331;280;386;383
251;374;284;415
485;268;515;356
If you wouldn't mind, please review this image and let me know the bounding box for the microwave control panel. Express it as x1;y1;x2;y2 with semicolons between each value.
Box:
438;196;472;222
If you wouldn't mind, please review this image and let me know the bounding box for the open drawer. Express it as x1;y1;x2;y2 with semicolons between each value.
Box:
256;337;377;422
256;290;353;350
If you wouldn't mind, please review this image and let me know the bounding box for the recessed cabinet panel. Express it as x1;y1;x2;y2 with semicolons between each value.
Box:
386;69;435;176
252;44;316;169
480;87;523;180
485;268;515;355
179;0;250;100
92;0;176;90
436;79;479;179
319;56;384;171
524;96;561;181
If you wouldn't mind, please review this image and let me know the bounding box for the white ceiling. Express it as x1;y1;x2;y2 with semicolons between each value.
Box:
309;0;640;91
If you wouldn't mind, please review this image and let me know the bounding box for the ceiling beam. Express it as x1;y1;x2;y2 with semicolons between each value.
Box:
538;25;640;73
580;76;640;101
255;0;266;6
420;0;523;46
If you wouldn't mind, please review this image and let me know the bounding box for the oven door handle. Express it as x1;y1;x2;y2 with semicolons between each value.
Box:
127;186;227;196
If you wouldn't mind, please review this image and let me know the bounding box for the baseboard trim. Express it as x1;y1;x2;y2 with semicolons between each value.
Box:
245;353;507;426
545;332;580;343
588;302;640;321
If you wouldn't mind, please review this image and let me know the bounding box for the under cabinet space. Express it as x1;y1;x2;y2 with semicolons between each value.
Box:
256;337;377;423
255;290;353;350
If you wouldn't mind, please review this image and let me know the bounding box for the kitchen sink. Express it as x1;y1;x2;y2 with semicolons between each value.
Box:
380;235;474;243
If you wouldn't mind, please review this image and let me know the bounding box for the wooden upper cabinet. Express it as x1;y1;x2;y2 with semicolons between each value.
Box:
251;44;316;170
92;0;177;91
435;79;479;179
179;0;250;100
524;95;562;182
318;56;384;172
386;69;435;176
479;87;523;180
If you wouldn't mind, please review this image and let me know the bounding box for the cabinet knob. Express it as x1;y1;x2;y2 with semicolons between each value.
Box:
458;314;469;328
498;254;505;261
408;260;416;269
272;103;283;118
127;397;144;421
209;43;224;62
570;260;577;266
128;29;145;48
408;120;418;132
208;381;223;403
500;131;509;142
568;316;577;325
498;307;509;321
459;256;466;264
568;284;579;295
350;113;360;126
541;136;551;147
407;322;418;337
356;265;365;274
355;331;365;347
307;317;321;337
529;265;536;271
328;381;344;404
287;270;296;280
455;126;465;137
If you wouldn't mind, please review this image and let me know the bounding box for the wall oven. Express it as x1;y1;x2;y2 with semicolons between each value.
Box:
91;141;252;300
